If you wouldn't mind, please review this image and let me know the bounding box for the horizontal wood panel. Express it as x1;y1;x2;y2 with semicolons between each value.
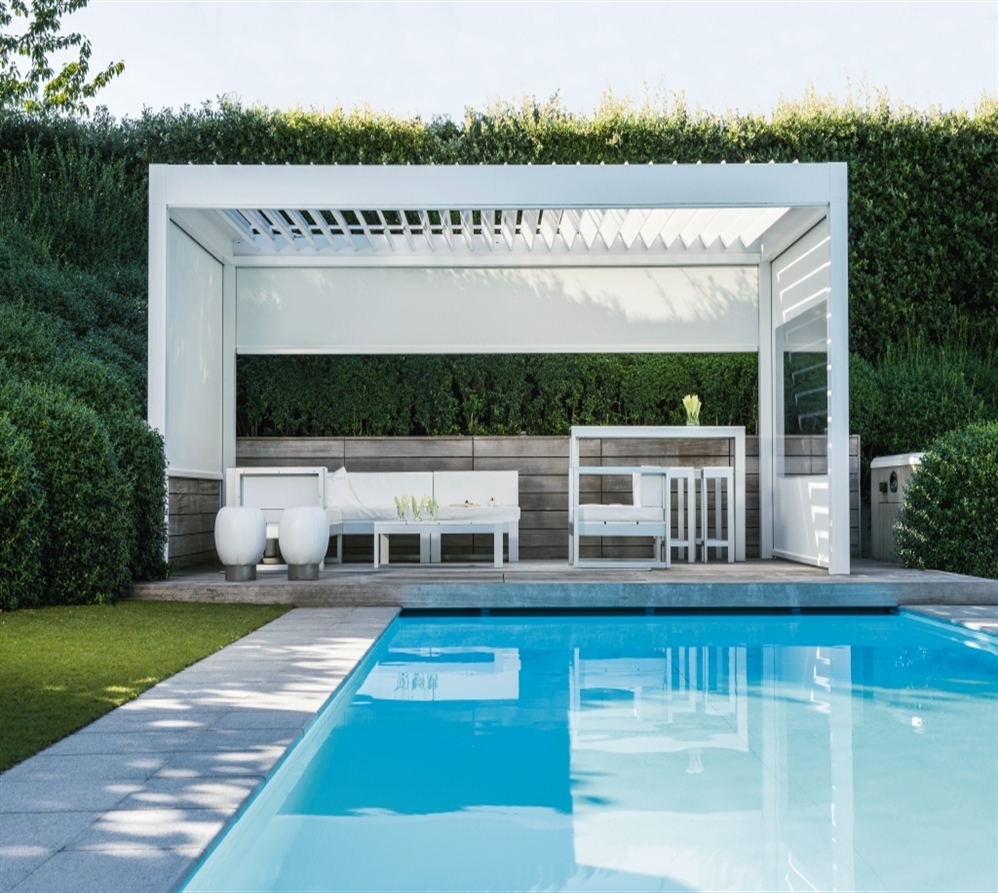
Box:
346;438;473;459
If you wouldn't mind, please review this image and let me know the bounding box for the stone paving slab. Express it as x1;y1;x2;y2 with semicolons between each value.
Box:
0;606;399;893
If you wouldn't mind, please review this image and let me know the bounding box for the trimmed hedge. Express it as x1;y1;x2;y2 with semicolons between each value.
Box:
0;379;131;603
895;422;998;580
849;339;992;482
0;415;47;610
0;304;168;581
236;353;760;437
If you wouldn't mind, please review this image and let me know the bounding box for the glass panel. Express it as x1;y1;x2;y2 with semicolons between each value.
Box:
775;299;827;477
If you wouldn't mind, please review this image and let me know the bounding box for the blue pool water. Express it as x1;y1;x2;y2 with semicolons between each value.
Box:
182;613;998;892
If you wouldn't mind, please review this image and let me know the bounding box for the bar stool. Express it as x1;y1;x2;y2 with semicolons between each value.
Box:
631;468;694;564
699;466;734;562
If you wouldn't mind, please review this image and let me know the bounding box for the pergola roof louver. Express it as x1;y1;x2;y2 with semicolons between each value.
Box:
215;206;791;256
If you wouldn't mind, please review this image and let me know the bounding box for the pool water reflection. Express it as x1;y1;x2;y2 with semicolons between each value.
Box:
182;614;998;892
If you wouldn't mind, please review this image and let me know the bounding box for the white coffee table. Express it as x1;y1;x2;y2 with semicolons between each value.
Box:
373;520;505;568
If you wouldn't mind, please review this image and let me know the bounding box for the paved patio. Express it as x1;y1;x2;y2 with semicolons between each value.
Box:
0;607;398;893
132;558;998;609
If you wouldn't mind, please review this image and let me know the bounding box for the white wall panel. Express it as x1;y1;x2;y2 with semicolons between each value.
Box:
773;217;829;325
773;475;830;567
167;224;224;477
236;266;759;354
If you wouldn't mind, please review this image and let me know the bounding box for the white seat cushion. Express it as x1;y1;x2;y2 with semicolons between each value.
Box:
339;506;402;523
437;506;520;522
577;504;663;523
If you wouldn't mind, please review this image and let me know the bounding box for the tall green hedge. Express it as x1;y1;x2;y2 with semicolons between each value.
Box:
237;353;760;437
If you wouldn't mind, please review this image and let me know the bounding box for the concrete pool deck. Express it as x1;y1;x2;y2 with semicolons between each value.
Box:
132;557;998;609
0;607;399;893
2;601;995;893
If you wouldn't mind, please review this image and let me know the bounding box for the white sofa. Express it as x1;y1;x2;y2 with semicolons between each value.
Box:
225;466;521;565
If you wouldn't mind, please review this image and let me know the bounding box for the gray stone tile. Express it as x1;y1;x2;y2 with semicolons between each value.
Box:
115;776;262;812
0;755;165;785
45;731;203;756
0;810;99;892
157;749;284;779
0;780;139;814
211;709;312;730
187;728;298;757
66;807;226;854
10;847;195;893
76;711;224;736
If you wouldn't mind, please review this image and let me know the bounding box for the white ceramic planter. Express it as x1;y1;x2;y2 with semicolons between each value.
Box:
279;506;330;580
214;506;267;582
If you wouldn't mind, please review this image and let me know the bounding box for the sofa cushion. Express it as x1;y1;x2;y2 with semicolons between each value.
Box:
339;506;403;522
328;467;362;507
437;506;520;522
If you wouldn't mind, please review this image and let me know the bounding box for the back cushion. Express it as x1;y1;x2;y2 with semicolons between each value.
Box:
632;473;665;508
348;472;434;506
434;471;518;506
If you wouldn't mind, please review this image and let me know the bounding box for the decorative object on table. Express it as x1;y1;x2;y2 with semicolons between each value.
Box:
683;394;702;426
278;506;329;580
214;506;267;582
394;494;410;521
428;497;439;520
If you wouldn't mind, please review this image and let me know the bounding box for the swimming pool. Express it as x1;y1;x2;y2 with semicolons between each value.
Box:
181;613;998;892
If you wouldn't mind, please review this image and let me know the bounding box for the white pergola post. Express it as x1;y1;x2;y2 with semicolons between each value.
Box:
827;163;850;575
757;260;774;560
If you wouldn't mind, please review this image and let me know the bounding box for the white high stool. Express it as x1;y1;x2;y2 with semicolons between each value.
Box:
700;466;734;562
636;469;695;563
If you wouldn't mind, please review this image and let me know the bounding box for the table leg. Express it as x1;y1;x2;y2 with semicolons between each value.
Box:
373;529;380;569
494;524;503;568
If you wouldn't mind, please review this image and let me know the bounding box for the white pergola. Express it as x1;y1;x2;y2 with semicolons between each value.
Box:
149;162;849;573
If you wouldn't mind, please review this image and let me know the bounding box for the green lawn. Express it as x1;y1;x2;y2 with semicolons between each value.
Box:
0;601;291;772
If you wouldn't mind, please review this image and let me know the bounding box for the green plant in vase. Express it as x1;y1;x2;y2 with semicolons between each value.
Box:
683;394;702;426
394;494;409;521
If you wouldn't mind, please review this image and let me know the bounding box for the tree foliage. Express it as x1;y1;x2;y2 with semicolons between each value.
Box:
0;0;123;115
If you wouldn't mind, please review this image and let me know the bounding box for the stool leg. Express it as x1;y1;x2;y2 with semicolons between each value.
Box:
677;482;685;561
698;469;707;564
714;477;721;561
687;476;696;563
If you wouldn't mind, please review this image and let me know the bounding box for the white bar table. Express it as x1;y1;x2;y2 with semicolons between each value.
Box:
373;520;504;568
569;425;747;561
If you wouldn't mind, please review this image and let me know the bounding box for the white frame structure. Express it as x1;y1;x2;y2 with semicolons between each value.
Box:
149;162;850;574
568;426;747;562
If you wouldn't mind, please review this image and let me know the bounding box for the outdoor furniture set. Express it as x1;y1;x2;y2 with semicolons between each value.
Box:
214;426;743;580
215;466;520;580
568;426;743;569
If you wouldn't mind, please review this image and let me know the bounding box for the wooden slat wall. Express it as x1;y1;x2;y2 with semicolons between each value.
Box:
233;435;860;561
168;477;221;568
